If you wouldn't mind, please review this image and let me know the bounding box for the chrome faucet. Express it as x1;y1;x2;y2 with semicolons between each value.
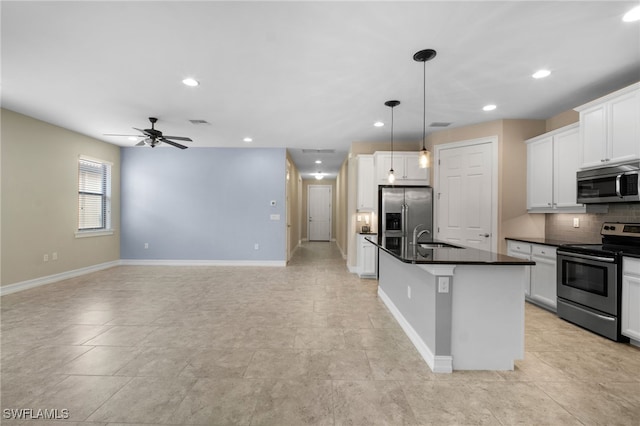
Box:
412;224;431;247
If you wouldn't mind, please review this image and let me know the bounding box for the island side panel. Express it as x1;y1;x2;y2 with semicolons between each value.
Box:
450;265;526;370
377;250;437;367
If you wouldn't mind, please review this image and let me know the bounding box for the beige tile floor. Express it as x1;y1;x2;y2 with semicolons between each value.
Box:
1;241;639;425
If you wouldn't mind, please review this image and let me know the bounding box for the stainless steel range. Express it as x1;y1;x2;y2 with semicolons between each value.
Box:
557;222;640;342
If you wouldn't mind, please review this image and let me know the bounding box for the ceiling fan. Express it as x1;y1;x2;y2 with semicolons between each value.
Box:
105;117;192;149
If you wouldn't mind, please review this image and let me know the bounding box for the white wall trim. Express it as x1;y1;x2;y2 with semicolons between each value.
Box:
378;286;452;373
119;259;287;267
0;260;120;296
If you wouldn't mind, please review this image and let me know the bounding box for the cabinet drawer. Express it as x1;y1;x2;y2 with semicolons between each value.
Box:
507;241;531;255
624;257;640;277
531;244;557;259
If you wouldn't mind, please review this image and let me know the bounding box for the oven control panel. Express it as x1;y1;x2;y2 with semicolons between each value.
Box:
601;222;640;237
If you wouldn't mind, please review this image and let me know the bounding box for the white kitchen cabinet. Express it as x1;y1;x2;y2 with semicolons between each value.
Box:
507;240;532;297
529;244;557;311
357;234;377;278
622;257;640;343
374;151;429;185
356;155;375;211
526;124;585;213
575;82;640;169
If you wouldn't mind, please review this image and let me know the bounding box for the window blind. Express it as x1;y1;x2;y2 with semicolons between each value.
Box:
78;159;107;230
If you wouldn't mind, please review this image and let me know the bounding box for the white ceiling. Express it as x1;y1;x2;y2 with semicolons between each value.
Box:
2;1;639;179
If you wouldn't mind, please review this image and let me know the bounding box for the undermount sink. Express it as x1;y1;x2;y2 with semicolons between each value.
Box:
418;242;464;249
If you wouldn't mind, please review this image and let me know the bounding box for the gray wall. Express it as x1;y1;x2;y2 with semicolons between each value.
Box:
120;147;286;262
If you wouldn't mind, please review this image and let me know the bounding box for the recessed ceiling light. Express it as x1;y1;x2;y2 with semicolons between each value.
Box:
182;78;199;87
243;137;253;143
374;121;384;127
623;5;640;22
483;104;497;112
315;160;322;164
532;69;551;79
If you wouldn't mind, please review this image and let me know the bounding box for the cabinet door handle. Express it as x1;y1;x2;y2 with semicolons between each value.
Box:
479;233;490;238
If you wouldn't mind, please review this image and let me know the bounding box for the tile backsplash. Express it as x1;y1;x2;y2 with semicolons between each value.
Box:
545;204;640;243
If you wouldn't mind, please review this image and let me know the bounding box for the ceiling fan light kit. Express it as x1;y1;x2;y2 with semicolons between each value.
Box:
105;117;193;149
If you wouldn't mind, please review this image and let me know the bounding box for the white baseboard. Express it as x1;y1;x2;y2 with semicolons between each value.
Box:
120;259;287;267
0;260;120;296
378;287;452;373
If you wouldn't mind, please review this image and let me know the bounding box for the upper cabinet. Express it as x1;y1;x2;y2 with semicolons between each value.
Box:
374;151;429;185
526;124;586;213
356;155;375;211
575;82;640;169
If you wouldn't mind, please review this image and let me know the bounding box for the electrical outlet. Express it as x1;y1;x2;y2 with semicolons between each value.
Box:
254;243;259;250
573;218;580;228
52;252;58;261
438;277;450;293
43;254;49;262
144;243;149;249
407;286;411;299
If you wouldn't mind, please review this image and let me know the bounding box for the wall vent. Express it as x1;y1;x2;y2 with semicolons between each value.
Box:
189;119;210;125
429;122;452;127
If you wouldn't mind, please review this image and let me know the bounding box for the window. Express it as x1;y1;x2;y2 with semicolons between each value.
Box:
77;156;112;236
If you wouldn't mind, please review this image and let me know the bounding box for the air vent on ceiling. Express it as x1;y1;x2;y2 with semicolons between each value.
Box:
302;149;335;154
429;122;451;127
189;119;210;125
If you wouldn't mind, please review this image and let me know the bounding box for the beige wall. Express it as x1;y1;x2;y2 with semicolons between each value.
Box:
427;119;546;254
301;179;337;241
545;109;579;132
285;153;303;260
1;109;121;286
335;158;348;257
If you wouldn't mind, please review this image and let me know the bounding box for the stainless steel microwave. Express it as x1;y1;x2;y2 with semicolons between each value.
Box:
577;161;640;204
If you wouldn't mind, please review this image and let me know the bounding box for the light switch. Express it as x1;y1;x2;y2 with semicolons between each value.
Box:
270;214;280;220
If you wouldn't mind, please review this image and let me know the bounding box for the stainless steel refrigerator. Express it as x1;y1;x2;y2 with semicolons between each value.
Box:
378;186;433;256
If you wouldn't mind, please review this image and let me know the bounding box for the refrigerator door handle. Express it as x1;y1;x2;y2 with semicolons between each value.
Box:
401;203;408;237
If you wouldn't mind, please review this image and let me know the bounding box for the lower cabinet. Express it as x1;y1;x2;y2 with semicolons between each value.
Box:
506;240;557;312
507;241;532;297
357;234;377;278
622;257;640;343
530;244;558;311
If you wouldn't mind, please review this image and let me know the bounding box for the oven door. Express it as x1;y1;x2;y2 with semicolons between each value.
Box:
556;251;618;315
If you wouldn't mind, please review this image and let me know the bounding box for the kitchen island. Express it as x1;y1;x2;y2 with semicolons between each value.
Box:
367;238;534;373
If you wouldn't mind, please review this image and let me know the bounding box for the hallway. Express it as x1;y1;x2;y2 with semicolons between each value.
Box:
1;242;639;424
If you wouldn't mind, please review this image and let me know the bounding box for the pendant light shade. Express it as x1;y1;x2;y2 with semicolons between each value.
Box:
414;49;437;169
385;100;400;184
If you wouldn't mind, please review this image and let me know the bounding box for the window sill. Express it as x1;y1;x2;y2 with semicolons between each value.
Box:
75;229;115;239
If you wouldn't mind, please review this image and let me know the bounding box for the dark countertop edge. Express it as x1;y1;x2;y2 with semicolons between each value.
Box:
359;232;377;235
505;237;588;247
367;237;535;266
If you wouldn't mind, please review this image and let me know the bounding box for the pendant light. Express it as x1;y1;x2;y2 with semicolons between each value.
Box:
414;49;437;169
385;100;400;184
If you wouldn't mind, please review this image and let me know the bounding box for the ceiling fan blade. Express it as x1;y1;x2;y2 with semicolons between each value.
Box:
135;140;147;147
133;127;151;136
159;137;188;149
104;133;142;137
162;135;193;142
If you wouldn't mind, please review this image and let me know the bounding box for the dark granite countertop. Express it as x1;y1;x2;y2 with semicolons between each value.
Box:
505;237;592;247
366;237;534;266
359;232;377;235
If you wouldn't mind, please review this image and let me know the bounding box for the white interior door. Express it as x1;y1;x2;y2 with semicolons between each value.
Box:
308;185;332;241
436;140;495;251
